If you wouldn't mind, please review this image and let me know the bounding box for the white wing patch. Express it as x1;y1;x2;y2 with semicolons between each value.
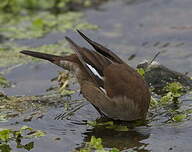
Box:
99;87;107;94
86;63;104;80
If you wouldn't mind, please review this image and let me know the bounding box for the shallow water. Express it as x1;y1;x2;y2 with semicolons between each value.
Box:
1;0;192;151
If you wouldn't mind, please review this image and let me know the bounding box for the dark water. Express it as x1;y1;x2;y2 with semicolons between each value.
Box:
1;0;192;151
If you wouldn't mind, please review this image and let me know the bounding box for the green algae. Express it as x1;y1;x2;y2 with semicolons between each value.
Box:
149;82;192;123
0;125;45;152
0;71;77;121
0;0;106;15
172;114;187;122
0;39;73;67
0;0;98;67
136;68;145;77
0;0;98;40
0;75;10;88
0;11;97;40
87;120;131;132
75;136;121;152
159;82;184;104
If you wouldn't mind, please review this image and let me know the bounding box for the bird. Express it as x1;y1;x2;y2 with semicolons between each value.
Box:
20;30;150;121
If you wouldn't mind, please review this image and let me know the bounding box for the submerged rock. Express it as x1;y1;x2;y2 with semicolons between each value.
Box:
137;61;192;93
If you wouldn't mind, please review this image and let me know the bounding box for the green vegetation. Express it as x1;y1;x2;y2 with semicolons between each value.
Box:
0;12;97;39
170;106;192;123
172;114;187;122
0;39;70;67
149;82;192;123
0;126;45;152
0;0;103;14
0;75;10;88
136;68;145;77
0;92;76;122
87;121;129;132
137;68;190;123
0;0;98;40
76;136;120;152
0;0;98;67
160;82;184;104
0;1;192;151
57;71;75;96
164;82;184;97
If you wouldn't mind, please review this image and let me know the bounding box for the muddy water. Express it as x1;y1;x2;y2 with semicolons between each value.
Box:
1;0;192;151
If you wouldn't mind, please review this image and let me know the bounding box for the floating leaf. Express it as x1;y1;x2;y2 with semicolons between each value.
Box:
160;92;173;103
77;136;121;152
0;75;10;88
90;136;103;150
26;130;46;138
0;144;11;152
186;109;192;114
0;129;10;142
87;121;114;127
164;82;183;97
23;142;34;151
136;68;145;76
172;114;186;122
20;126;33;132
32;18;44;29
150;96;158;107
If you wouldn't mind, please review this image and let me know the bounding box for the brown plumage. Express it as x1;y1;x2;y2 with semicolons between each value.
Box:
20;30;150;121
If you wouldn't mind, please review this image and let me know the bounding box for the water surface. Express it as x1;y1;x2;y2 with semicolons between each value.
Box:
1;0;192;151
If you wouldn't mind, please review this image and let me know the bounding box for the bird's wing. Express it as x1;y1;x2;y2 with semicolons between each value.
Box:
81;80;145;121
20;50;64;63
20;50;80;67
65;37;112;88
103;63;150;112
77;30;124;64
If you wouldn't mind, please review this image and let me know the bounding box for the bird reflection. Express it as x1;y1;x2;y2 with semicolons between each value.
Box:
78;118;150;151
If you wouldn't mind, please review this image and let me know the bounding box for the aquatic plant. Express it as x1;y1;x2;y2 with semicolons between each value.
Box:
76;136;120;152
0;126;45;152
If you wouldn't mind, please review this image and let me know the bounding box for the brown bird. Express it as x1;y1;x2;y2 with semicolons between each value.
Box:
20;30;150;121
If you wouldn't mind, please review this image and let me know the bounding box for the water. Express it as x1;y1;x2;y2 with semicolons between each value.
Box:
1;0;192;151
